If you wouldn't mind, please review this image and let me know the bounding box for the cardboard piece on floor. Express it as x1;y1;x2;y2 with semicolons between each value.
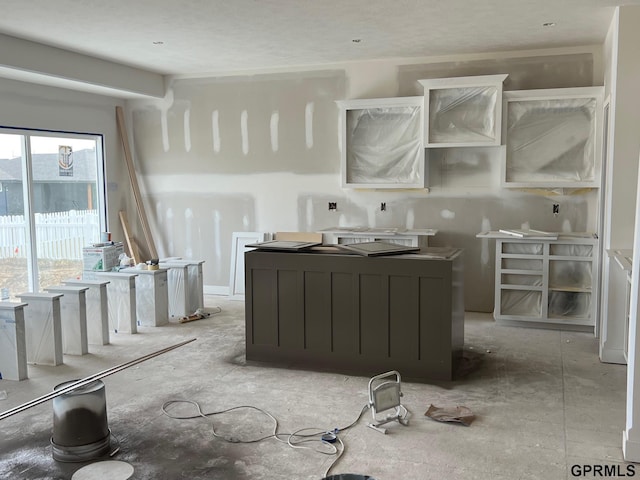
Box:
424;404;475;426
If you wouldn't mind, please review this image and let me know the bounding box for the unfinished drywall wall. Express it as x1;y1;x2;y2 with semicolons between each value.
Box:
132;72;344;176
128;48;600;311
398;52;597;94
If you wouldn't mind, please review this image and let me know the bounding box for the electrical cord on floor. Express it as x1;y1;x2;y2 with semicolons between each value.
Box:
161;400;370;478
201;306;222;315
109;431;121;457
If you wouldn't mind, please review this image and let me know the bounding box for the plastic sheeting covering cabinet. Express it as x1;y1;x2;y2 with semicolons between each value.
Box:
62;279;110;346
96;272;137;334
502;87;603;188
17;293;64;366
119;268;169;327
160;262;189;318
501;290;543;317
428;86;498;143
45;286;89;356
185;261;205;312
419;74;507;147
337;96;425;189
158;258;205;317
478;231;597;331
0;302;28;380
137;270;169;327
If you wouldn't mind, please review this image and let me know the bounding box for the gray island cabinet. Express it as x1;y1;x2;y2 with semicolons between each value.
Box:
244;247;464;382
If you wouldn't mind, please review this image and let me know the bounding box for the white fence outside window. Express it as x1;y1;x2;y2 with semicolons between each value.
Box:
0;210;99;260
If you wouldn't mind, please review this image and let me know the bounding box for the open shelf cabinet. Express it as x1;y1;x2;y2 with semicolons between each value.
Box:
481;232;598;331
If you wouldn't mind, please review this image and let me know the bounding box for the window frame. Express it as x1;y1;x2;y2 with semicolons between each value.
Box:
0;126;108;292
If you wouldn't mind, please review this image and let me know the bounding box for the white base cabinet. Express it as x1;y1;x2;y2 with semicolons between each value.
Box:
479;231;598;331
320;227;437;247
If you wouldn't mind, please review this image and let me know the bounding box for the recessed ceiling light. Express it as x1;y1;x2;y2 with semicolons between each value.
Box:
352;38;361;43
542;22;556;27
152;41;164;45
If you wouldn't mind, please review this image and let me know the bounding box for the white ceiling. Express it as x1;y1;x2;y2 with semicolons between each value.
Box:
0;0;637;95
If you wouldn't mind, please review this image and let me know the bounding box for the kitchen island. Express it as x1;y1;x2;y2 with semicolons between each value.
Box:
244;247;464;382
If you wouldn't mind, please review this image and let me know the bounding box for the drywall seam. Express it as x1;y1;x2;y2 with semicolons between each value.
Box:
166;208;174;255
441;209;455;219
270;111;279;152
185;208;193;258
305;102;314;149
480;217;492;265
213;210;222;277
212;110;221;153
184;108;191;153
154;200;166;256
240;110;249;155
306;197;314;230
406;208;415;229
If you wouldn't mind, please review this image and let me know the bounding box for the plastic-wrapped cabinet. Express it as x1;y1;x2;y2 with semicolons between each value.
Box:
17;293;64;366
337;96;425;189
120;268;169;327
419;74;508;147
95;272;137;334
502;87;603;188
159;262;189;317
45;286;89;356
0;302;28;380
477;231;597;331
62;279;110;346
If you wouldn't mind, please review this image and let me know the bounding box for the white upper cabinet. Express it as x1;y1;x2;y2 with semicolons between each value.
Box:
502;86;604;188
337;96;425;189
419;74;508;148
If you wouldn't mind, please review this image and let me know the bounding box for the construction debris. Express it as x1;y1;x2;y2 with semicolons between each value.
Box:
424;404;475;426
179;308;212;324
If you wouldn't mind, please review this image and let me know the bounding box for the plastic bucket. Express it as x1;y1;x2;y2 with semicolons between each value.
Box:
51;379;111;462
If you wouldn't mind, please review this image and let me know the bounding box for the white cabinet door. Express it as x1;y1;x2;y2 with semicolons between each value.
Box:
419;74;508;147
502;87;603;188
337;96;425;189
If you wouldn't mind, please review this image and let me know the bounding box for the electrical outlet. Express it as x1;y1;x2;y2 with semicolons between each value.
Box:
553;204;559;215
381;202;386;212
328;202;337;211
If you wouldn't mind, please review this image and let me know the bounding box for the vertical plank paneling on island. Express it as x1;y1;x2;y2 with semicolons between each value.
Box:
389;274;420;361
419;276;446;371
332;272;357;354
360;273;388;358
304;271;331;352
251;268;278;346
277;269;302;349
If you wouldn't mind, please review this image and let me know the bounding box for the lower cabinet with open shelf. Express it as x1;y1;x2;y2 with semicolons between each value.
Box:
478;231;598;331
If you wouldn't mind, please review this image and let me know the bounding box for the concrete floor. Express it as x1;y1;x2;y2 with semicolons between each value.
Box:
0;295;631;480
